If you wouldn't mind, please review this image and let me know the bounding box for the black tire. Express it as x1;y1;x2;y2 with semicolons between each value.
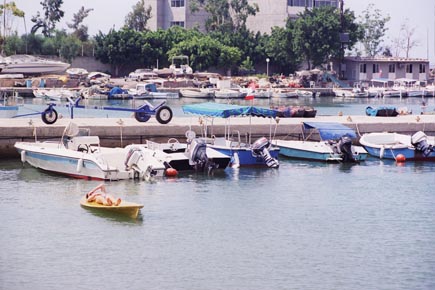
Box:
156;106;173;124
134;111;151;122
41;108;58;124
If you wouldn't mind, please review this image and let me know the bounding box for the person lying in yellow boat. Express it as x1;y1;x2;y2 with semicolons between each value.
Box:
86;183;121;206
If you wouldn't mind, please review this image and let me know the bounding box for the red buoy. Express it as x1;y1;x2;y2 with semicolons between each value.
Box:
396;154;406;162
165;168;178;177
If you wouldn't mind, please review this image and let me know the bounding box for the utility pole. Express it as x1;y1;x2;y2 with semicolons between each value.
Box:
338;0;344;80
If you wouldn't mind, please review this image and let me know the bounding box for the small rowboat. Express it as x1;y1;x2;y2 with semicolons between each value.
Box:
80;197;144;219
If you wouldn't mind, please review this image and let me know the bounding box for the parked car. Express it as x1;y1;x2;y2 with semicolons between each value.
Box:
128;69;158;81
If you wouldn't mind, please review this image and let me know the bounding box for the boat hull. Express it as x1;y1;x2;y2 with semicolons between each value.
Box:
275;140;367;162
210;145;280;167
0;105;19;118
15;142;133;180
80;197;143;219
363;146;435;161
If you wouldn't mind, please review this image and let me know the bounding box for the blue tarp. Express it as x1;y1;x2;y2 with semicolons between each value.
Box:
303;122;356;140
365;106;398;117
182;102;277;118
108;86;128;98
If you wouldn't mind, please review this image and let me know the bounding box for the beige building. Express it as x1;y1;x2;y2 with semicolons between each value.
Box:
144;0;338;33
332;56;430;83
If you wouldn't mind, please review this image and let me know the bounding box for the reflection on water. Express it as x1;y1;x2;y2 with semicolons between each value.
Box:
80;206;144;225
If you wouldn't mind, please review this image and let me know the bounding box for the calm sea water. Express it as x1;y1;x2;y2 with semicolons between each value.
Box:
1;157;435;290
17;95;435;120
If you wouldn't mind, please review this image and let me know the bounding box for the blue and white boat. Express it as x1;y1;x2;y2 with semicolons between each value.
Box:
0;104;19;118
182;102;280;168
359;131;435;161
274;122;368;162
0;91;21;118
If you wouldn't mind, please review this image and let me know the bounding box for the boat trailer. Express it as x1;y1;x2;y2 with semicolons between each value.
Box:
13;96;173;125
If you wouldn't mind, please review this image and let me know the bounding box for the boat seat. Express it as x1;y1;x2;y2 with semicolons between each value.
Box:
70;136;100;151
213;137;227;146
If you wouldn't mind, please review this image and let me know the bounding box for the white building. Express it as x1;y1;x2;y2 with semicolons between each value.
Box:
332;56;430;83
144;0;338;33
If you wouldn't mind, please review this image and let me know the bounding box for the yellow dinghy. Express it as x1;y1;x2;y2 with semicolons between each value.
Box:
80;197;144;219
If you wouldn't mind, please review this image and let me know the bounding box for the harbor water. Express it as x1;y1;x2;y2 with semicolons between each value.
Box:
16;95;435;120
1;157;435;290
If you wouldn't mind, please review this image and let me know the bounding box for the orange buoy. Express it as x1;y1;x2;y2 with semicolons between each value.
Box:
396;154;406;162
165;168;178;177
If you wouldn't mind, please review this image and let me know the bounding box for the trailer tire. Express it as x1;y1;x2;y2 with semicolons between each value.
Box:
42;108;58;124
134;112;151;122
156;106;173;124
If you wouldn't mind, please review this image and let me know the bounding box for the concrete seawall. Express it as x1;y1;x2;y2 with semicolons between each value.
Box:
2;114;435;158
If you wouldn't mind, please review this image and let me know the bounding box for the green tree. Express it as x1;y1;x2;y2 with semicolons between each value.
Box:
167;34;241;71
293;6;361;69
0;1;25;52
31;0;64;37
125;0;152;32
24;33;44;54
94;28;145;76
229;0;258;31
190;0;257;32
59;35;81;62
264;25;299;74
3;33;24;55
358;3;390;57
67;6;93;41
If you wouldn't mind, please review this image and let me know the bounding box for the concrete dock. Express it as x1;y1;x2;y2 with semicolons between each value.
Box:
2;114;435;158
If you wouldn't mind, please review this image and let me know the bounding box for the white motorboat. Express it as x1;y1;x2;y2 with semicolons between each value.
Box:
295;89;314;98
179;88;214;98
14;122;167;180
271;88;298;98
129;83;178;99
33;88;77;101
359;131;435;161
275;122;368;162
213;88;245;99
0;55;70;75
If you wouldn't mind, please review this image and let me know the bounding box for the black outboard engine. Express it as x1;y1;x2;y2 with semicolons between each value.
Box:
251;137;279;168
189;138;217;173
337;135;356;162
411;131;434;157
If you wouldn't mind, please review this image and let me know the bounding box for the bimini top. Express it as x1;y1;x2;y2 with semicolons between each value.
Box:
303;122;356;140
182;102;277;118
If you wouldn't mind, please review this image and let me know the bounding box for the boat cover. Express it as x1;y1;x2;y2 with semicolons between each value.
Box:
303;122;356;140
182;102;277;118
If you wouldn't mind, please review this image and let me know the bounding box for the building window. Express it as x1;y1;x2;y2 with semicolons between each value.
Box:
406;64;413;73
372;63;379;73
288;0;313;7
171;0;184;7
170;21;185;28
419;64;426;73
359;63;366;73
388;64;395;73
314;0;338;7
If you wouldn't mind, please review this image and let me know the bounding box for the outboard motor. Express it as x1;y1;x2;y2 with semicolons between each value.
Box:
411;131;434;157
124;147;158;179
337;135;356;162
251;137;279;168
188;138;217;173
